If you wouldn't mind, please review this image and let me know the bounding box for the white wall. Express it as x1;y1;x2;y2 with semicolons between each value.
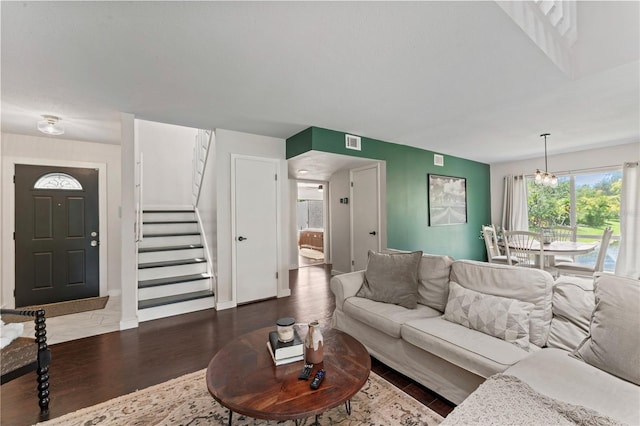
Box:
137;119;197;207
490;142;640;225
0;132;122;308
214;129;289;309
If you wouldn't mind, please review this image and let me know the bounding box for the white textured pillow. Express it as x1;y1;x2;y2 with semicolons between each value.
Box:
444;281;534;350
573;273;640;386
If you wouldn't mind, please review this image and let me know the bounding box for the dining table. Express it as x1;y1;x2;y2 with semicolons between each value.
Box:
503;240;599;269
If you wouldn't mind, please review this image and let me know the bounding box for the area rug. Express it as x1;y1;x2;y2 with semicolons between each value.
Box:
36;369;444;426
5;296;109;323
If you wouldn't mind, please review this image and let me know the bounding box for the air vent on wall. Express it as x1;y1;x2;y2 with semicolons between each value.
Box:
434;154;444;167
345;134;361;151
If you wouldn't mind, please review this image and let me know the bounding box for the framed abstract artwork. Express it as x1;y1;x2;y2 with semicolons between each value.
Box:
428;174;467;226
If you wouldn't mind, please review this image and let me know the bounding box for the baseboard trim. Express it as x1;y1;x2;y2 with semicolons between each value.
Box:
278;288;292;298
120;318;139;330
216;300;236;310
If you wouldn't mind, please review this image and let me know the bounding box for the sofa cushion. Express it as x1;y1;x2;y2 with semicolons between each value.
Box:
574;273;640;386
356;250;422;309
343;297;441;338
506;348;640;426
547;276;594;351
449;260;553;347
402;316;533;378
417;253;455;312
444;281;534;350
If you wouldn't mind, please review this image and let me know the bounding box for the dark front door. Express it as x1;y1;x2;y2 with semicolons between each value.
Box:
15;165;100;307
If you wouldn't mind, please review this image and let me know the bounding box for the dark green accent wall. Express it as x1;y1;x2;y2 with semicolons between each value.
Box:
287;127;491;261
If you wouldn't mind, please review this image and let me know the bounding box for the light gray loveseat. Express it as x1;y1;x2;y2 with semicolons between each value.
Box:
330;253;640;424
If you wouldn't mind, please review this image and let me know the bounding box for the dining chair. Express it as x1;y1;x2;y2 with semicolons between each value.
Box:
503;230;544;269
549;225;577;263
553;227;613;278
482;225;512;264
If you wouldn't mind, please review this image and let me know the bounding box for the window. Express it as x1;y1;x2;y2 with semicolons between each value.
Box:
33;173;83;190
527;169;621;271
296;200;323;230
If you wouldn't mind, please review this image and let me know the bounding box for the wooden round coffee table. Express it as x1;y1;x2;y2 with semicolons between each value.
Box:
206;326;371;425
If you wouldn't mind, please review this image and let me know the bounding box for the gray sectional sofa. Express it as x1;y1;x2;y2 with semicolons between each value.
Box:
330;253;640;425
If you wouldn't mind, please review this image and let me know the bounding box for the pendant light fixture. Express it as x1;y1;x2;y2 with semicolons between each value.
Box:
534;133;558;187
37;115;65;136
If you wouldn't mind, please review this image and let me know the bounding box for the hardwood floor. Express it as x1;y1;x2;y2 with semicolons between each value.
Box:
1;265;454;425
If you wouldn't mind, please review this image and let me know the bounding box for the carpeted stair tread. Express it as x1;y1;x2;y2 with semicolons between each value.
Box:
138;258;206;269
138;244;204;253
143;232;200;237
142;220;198;224
143;210;195;213
138;290;214;309
138;273;212;288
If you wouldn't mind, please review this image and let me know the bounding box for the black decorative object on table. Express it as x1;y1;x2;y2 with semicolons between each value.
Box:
310;369;325;389
0;308;51;418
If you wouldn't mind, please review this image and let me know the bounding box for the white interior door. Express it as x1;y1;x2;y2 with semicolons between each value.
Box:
233;155;279;304
351;165;380;271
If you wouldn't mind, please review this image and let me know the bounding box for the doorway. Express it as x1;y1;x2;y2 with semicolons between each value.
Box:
14;164;100;306
296;182;325;267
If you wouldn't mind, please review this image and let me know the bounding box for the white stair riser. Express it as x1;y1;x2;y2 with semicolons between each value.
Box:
138;262;208;281
138;248;204;264
143;222;199;235
138;279;211;300
139;235;201;248
138;297;216;322
143;212;195;222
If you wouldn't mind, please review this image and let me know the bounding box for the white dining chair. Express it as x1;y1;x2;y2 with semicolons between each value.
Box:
503;230;544;269
482;225;513;264
549;225;577;263
553;227;613;278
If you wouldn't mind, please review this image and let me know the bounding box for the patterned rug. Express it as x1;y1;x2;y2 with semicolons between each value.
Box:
37;369;444;426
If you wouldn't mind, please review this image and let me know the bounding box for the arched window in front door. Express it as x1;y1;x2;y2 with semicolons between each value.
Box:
33;173;83;190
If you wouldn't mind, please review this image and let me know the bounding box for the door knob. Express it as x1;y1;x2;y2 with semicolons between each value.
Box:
91;240;98;247
238;236;247;241
369;231;377;236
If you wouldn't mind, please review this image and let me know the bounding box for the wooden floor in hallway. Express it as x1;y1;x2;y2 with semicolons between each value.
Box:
1;265;455;426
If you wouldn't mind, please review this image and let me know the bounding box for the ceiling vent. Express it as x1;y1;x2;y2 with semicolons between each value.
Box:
434;154;444;167
345;134;361;151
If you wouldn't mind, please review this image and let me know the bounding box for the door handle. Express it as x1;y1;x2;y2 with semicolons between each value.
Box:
238;236;247;241
369;231;377;236
91;240;99;247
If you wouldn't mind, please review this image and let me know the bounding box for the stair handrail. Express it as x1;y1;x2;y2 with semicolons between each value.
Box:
135;153;144;242
193;129;213;207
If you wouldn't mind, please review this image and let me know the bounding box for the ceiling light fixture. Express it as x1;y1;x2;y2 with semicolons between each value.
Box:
298;169;309;174
37;115;65;136
534;133;558;187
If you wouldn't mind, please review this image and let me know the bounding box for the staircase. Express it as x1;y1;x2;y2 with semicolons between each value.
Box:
137;209;215;322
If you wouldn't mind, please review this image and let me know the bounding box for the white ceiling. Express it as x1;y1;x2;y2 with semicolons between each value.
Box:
2;1;638;164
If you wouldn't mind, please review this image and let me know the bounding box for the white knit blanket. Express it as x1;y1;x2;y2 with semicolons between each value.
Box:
442;374;626;426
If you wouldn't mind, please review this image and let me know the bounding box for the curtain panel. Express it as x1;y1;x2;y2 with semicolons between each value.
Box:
615;162;640;279
502;175;529;232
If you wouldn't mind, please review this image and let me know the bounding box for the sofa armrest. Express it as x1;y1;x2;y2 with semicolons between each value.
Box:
330;271;365;311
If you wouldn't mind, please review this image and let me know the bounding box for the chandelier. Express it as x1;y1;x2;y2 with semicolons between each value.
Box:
534;133;558;187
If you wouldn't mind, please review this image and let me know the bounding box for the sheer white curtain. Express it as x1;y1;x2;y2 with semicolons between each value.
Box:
502;175;529;231
615;162;639;279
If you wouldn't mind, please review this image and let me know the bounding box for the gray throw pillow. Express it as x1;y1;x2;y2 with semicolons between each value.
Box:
356;250;423;309
444;281;534;350
573;273;640;386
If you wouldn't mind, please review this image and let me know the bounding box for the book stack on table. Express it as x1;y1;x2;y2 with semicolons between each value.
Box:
267;330;304;366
